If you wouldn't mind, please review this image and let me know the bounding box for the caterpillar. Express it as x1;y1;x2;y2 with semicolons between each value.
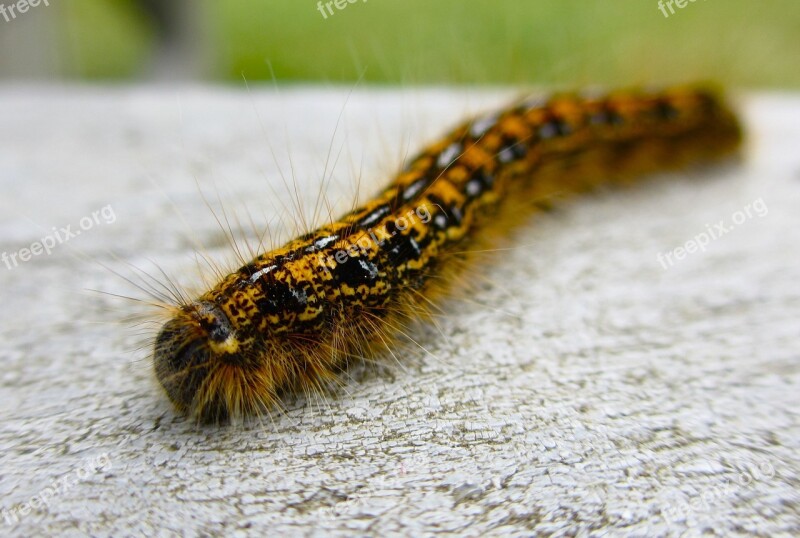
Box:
152;85;742;423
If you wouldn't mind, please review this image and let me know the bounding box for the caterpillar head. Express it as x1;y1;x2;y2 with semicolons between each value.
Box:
153;300;274;423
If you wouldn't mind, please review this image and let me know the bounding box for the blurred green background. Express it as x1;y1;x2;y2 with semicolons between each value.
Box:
1;0;798;87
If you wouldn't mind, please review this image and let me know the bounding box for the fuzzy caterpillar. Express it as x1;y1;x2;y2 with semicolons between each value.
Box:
153;85;742;423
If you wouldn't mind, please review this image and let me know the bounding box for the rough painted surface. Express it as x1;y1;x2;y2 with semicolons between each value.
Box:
0;87;798;537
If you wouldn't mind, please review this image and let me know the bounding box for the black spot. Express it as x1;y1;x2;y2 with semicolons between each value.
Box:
498;137;528;162
591;106;624;126
433;214;448;230
204;317;232;343
465;178;482;198
464;170;494;199
357;204;391;228
314;234;339;249
427;194;463;230
654;100;679;120
332;255;380;287
384;233;423;266
239;262;259;278
694;91;718;113
608;110;625;126
192;303;235;343
539;119;572;139
469;114;498;138
589;110;609;125
402;177;430;203
255;281;308;315
539;121;558;139
185;302;235;344
437;142;463;168
449;205;464;226
304;234;339;253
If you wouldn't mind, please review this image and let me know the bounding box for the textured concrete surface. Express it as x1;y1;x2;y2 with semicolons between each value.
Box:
0;87;798;537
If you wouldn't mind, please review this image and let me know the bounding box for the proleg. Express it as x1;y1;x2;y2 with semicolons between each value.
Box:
152;85;742;422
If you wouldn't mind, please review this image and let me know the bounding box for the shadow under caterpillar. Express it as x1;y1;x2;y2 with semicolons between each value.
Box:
152;85;742;423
